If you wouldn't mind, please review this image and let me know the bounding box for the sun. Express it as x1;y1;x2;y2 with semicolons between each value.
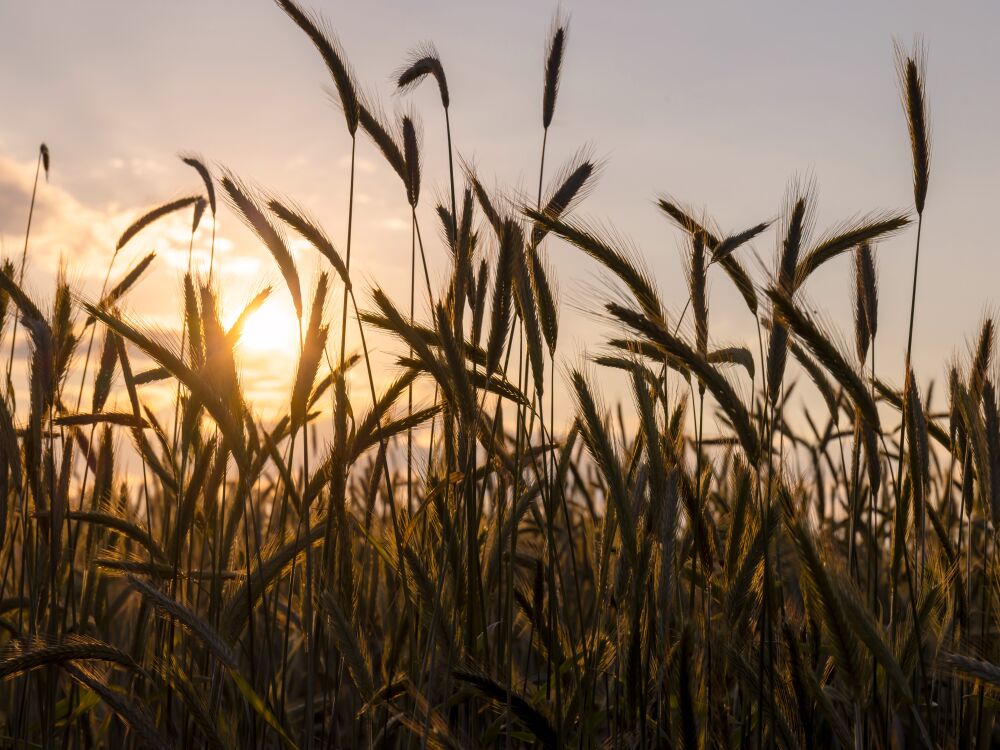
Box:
226;294;302;355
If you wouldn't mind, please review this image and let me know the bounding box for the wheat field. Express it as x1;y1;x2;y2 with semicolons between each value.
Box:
0;2;996;748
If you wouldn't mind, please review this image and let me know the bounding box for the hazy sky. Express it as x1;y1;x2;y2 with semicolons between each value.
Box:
1;1;999;423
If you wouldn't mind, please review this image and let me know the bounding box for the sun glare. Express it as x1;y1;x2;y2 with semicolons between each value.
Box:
228;295;301;354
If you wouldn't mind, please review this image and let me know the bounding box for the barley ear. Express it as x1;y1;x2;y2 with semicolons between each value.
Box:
894;37;930;215
542;14;568;129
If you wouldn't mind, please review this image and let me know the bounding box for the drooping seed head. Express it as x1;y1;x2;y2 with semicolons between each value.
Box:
220;170;302;321
276;0;360;135
180;153;216;216
358;91;406;186
396;43;449;109
268;198;350;289
117;196;201;252
462;157;502;235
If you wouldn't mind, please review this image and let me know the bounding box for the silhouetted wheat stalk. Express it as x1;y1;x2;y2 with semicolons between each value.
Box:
5;143;48;407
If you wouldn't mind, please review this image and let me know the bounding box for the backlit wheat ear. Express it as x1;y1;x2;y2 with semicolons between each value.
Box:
435;203;456;248
526;208;662;320
852;249;870;364
970;317;994;400
857;243;878;340
116;195;201;252
72;663;173;749
396;44;449;110
789;340;839;418
0;264;48;327
513;239;546;397
896;38;931;407
402;113;422;209
766;188;808;403
291;274;330;430
275;0;359;135
768;286;880;429
484;220;517;375
220;170;302;320
542;14;568;130
794;210;910;289
532;147;600;245
0;636;139;681
687;233;708;357
536;10;570;231
894;37;930;216
985;381;1000;527
451;188;476;313
224;286;272;348
91;327;118;413
180;153;216;216
571;367;637;565
905;368;930;522
268;197;350;288
657;196;759;314
787;519;865;697
657;196;712;239
461;157;503;234
358;92;406;184
528;243;559;355
606;301;759;461
778;196;807;292
94;251;156;318
712;220;772;262
708;346;754;379
127;575;236;668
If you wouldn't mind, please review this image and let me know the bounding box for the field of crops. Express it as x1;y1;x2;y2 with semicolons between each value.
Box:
1;2;997;748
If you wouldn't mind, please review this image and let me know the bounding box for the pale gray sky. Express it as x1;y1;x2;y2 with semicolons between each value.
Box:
1;1;998;422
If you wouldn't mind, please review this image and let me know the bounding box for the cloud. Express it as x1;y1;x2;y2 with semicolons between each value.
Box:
380;217;409;232
337;153;376;174
0;153;116;276
108;156;167;178
0;153;236;311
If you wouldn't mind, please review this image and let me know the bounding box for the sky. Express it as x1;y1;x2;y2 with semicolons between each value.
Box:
1;1;999;430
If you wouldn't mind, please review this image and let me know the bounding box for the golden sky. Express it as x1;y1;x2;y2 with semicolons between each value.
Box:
2;0;999;433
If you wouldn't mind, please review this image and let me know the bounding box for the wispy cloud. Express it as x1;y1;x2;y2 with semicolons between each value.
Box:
0;153;116;277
